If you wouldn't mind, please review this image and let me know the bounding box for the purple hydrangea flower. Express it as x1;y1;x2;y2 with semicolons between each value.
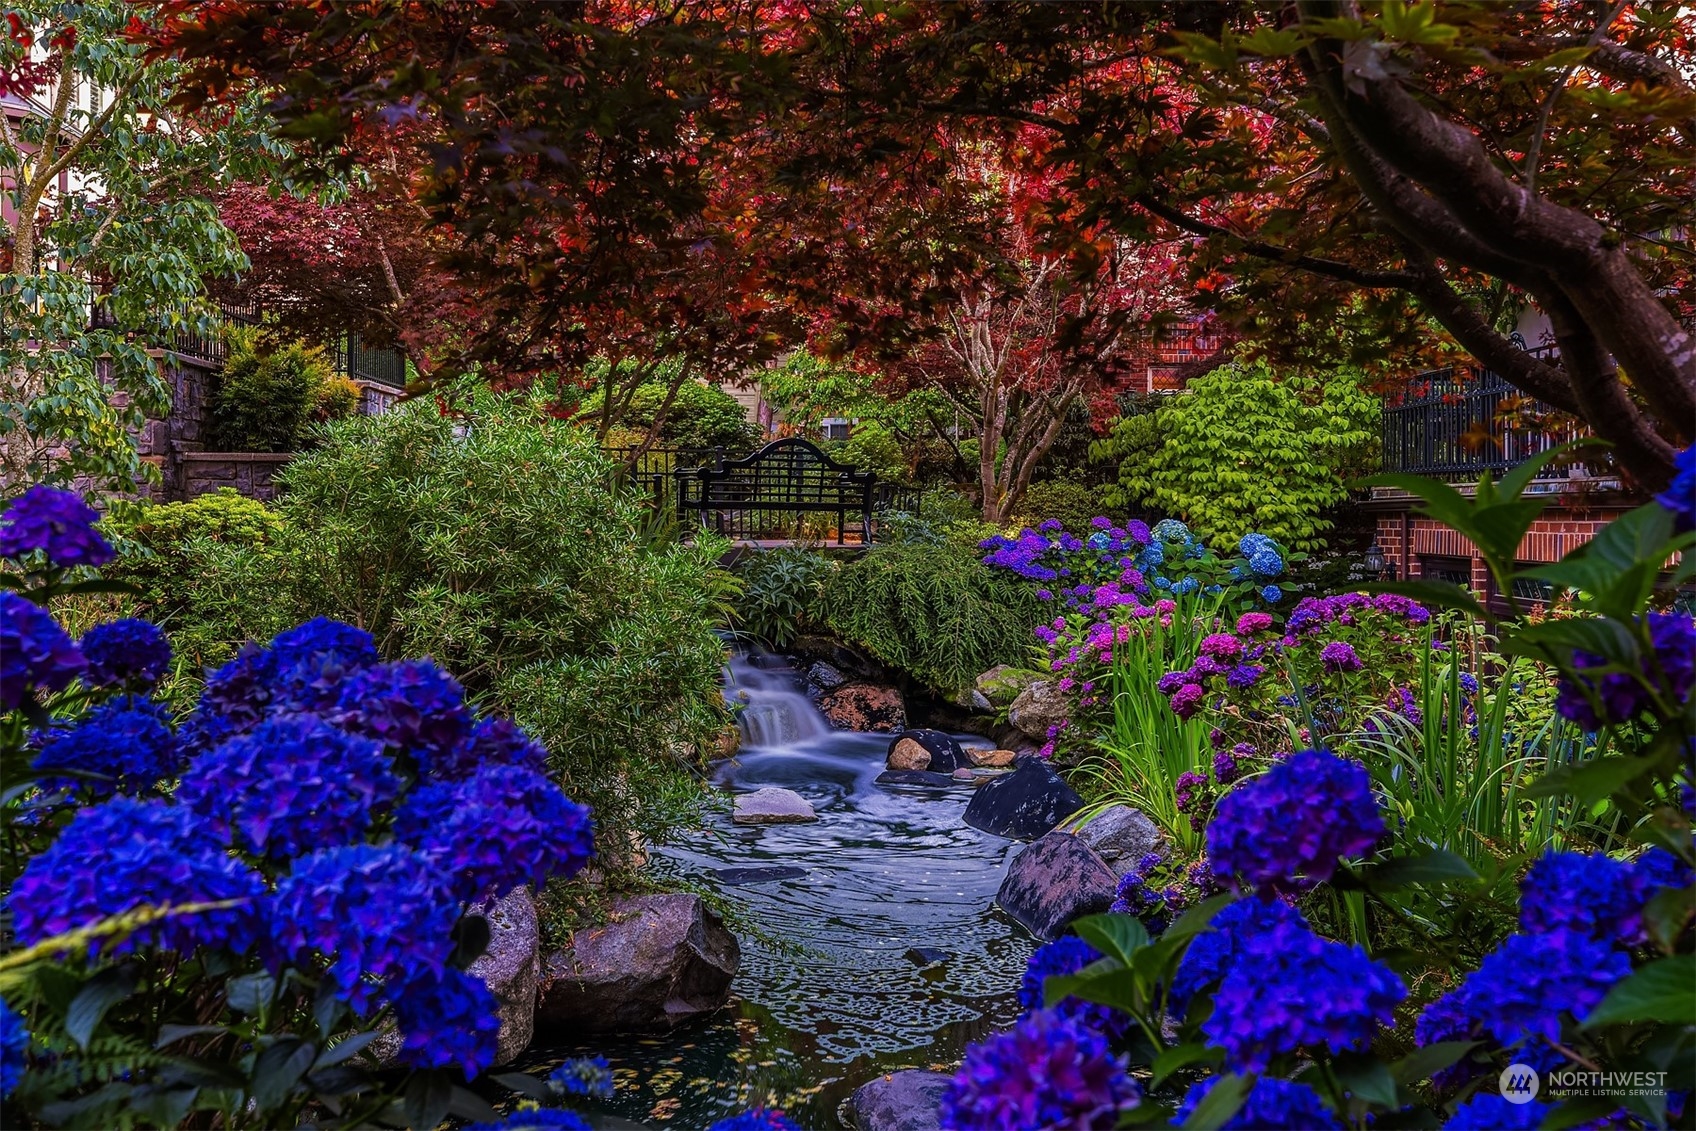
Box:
1176;1076;1338;1130
466;1110;593;1131
1018;936;1130;1040
179;715;398;860
32;697;179;798
1319;641;1362;673
1169;683;1206;719
1208;749;1384;892
1211;746;1240;784
548;1056;614;1099
939;1009;1139;1130
1174;770;1208;815
267;617;380;711
198;642;277;737
394;764;594;903
1156;671;1191;696
8;797;265;956
80;618;172;690
1200;633;1243;660
1;592;86;711
1654;445;1694;533
1556;613;1695;728
1443;1094;1550;1130
705;1113;803;1131
269;844;459;1013
1202;917;1405;1073
1519;850;1644;944
1236;612;1274;635
0;486;113;567
1426;930;1631;1058
335;658;472;771
1170;895;1308;1017
384;965;502;1078
1225;664;1263;689
429;715;551;781
1;997;28;1099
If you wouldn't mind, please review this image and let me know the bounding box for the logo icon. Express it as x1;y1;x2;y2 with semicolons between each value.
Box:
1501;1064;1542;1104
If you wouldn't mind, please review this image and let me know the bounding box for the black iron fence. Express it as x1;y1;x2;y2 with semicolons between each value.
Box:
332;334;407;388
1381;348;1587;479
90;296;260;367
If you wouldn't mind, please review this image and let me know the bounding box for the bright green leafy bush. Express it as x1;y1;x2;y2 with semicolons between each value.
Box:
207;338;356;452
822;542;1044;693
1015;479;1114;535
734;548;837;649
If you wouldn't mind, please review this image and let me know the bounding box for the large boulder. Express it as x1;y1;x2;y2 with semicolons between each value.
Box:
975;665;1045;708
962;758;1083;840
732;787;818;824
886;729;967;773
996;832;1118;941
818;683;907;732
468;886;543;1066
849;1069;952;1131
1070;805;1165;874
536;893;740;1034
1007;679;1071;740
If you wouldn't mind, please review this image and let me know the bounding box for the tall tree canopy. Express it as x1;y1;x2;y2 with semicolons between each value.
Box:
148;1;1695;488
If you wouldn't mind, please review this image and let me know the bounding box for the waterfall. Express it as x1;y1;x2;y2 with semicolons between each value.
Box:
725;650;832;749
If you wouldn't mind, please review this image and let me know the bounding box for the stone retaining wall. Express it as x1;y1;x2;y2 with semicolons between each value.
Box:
177;451;293;502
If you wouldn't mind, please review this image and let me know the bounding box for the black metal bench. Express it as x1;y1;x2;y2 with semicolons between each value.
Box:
676;437;877;545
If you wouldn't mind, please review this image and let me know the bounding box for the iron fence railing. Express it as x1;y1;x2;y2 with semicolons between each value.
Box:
1380;347;1588;479
89;296;260;367
332;334;407;388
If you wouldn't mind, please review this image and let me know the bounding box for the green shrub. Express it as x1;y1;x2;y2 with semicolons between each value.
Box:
173;399;737;861
829;420;909;484
822;542;1044;693
594;376;762;450
734;548;837;648
1015;479;1114;534
208;338;354;452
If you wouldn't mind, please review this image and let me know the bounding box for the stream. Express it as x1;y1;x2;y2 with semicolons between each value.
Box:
527;651;1032;1128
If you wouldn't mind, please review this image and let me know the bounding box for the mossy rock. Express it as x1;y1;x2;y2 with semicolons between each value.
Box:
975;664;1046;708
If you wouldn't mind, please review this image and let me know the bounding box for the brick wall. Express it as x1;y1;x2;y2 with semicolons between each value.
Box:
1373;506;1634;604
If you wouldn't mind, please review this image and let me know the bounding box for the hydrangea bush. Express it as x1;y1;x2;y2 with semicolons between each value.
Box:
0;488;598;1129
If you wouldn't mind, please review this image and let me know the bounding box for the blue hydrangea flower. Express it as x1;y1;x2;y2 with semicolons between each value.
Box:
1175;1076;1338;1130
1238;532;1273;557
1226;664;1263;689
1170;896;1309;1017
8;797;265;956
1173;576;1199;595
1633;846;1694;899
705;1112;803;1131
1;997;27;1098
939;1009;1139;1130
465;1110;592;1131
1248;548;1283;577
395;764;594;903
198;643;277;737
1201;918;1405;1073
384;965;501;1078
429;715;550;781
1443;1094;1550;1130
1432;930;1631;1057
1;592;87;711
32;696;179;798
80;618;172;690
1654;445;1694;533
179;715;398;860
548;1056;614;1098
335;658;472;770
267;617;380;711
1519;851;1643;944
1018;937;1129;1040
269;844;459;1012
1152;519;1190;543
1208;750;1384;892
1260;585;1282;603
0;486;113;567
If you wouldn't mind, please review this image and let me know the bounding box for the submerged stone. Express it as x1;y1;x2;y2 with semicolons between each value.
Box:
849;1069;951;1131
714;865;808;885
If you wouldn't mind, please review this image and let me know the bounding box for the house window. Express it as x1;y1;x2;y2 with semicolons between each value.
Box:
1420;556;1473;587
1510;574;1555;604
821;418;852;441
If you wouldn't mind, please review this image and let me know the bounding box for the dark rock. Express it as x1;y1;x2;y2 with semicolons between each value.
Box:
467;886;542;1066
1071;805;1165;872
886;729;966;773
875;769;959;788
1007;679;1070;740
996;832;1118;941
713;865;809;885
536;893;739;1033
903;947;951;966
849;1069;952;1131
808;661;846;691
962;758;1084;840
818;683;907;732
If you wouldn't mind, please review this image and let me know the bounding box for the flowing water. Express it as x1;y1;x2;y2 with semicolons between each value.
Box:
528;651;1032;1129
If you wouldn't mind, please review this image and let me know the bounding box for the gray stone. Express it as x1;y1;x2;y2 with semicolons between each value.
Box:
1071;805;1165;872
808;661;847;691
962;758;1084;840
1007;679;1071;739
467;886;542;1066
536;893;740;1033
996;831;1118;941
849;1069;952;1131
975;665;1045;708
732;786;818;824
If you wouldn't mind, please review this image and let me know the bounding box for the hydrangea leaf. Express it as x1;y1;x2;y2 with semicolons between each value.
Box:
65;966;137;1050
1581;956;1696;1028
1069;913;1150;966
1387;1040;1480;1086
1178;1071;1251;1130
1523;752;1659;806
1361;849;1478;890
1150;1043;1222;1089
